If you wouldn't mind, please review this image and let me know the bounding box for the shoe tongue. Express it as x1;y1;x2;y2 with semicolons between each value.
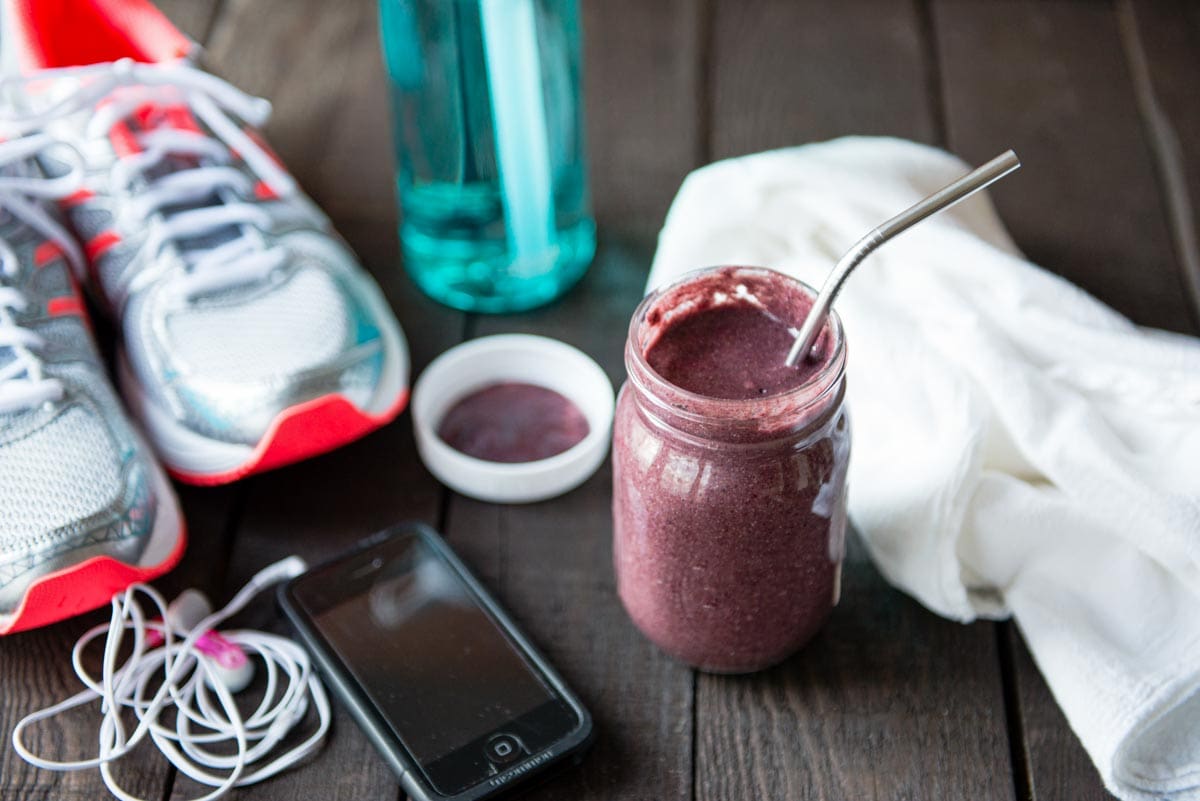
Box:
159;189;244;256
133;111;248;267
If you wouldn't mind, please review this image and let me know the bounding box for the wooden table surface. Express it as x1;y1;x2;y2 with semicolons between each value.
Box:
4;1;1199;799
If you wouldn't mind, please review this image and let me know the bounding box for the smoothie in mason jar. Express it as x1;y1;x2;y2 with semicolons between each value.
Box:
613;266;849;673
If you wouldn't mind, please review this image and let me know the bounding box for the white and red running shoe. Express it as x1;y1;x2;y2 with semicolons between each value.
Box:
0;132;184;635
1;0;410;485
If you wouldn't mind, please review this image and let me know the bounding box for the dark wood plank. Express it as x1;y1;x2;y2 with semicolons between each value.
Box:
433;0;709;795
204;0;709;240
1002;625;1114;801
204;0;397;227
156;0;224;45
1121;0;1200;327
582;0;705;237
170;1;463;798
697;533;1011;801
710;0;938;159
934;0;1195;334
932;1;1200;797
698;2;1014;799
447;241;694;801
0;607;175;801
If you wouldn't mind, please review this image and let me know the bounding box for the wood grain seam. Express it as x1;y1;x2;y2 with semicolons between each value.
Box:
215;483;253;593
198;0;235;55
436;480;454;533
159;765;178;801
915;0;948;149
996;623;1034;801
689;670;698;801
695;0;715;167
434;315;473;533
1116;0;1200;331
197;0;228;49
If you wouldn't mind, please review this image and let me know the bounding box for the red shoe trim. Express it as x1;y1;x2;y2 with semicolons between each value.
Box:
47;295;86;317
162;105;202;134
86;230;122;260
169;389;409;486
109;119;141;158
61;188;96;208
34;240;63;267
252;181;278;201
132;102;203;135
0;516;187;636
5;0;194;72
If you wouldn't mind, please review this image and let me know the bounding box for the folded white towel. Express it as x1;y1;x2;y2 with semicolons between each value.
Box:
647;137;1200;801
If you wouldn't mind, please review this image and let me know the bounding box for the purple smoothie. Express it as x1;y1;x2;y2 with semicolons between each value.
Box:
438;382;589;463
613;266;849;673
645;303;824;399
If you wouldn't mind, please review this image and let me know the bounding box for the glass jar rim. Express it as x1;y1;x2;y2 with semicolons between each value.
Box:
626;265;847;433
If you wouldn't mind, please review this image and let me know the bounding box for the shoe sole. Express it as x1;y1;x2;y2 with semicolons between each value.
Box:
118;345;409;487
0;453;186;636
168;389;409;486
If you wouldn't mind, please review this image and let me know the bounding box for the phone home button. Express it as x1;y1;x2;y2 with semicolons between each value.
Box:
485;733;524;766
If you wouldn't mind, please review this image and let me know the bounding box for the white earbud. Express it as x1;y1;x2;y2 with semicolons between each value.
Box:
166;588;212;628
10;557;328;801
165;590;255;694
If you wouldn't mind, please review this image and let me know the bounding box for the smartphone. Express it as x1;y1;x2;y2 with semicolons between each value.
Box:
278;523;593;801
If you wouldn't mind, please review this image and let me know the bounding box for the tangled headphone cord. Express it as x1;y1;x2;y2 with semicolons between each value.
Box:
11;557;330;801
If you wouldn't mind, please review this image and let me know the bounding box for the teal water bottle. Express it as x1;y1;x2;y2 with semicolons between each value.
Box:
379;0;596;313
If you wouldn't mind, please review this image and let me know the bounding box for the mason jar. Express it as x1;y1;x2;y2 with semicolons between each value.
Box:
612;266;850;673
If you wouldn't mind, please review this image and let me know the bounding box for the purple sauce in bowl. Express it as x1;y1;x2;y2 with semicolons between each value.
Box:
412;334;615;504
437;381;590;463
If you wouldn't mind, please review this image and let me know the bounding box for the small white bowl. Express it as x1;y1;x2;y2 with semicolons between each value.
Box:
411;334;615;504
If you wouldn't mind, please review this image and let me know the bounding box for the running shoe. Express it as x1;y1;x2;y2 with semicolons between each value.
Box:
0;0;411;485
0;133;184;635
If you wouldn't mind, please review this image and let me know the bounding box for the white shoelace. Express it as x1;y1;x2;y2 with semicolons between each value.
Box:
4;59;302;301
0;134;86;415
11;557;330;801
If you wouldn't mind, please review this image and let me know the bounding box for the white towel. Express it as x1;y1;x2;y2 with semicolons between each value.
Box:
646;137;1200;801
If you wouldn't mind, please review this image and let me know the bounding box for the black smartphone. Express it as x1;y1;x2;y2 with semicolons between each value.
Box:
278;523;593;801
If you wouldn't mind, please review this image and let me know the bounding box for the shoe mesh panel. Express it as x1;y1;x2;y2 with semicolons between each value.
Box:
32;316;94;364
70;206;114;241
163;267;350;383
98;244;136;296
0;405;121;544
30;260;72;297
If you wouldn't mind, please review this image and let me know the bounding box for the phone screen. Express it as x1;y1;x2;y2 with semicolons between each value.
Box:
289;530;579;794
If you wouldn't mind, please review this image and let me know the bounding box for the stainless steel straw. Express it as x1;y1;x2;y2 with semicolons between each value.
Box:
784;149;1021;367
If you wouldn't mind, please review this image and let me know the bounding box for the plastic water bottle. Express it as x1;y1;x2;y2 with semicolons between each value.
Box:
379;0;596;313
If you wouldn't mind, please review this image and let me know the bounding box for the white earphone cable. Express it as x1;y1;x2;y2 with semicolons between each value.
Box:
11;557;329;801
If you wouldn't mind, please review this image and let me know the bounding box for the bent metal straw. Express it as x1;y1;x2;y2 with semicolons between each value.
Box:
786;150;1021;367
